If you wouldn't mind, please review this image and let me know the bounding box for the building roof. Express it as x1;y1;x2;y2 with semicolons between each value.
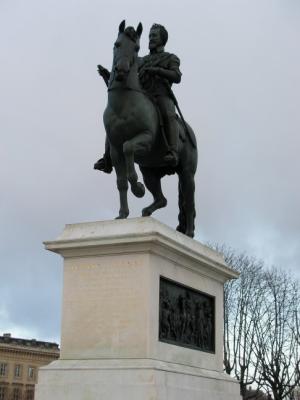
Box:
0;333;59;353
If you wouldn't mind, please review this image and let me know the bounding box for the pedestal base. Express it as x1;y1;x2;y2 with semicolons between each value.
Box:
37;359;241;400
36;218;241;399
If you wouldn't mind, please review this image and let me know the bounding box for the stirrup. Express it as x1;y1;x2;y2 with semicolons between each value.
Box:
163;150;178;167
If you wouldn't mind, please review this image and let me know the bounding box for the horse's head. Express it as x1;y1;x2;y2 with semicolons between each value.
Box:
113;20;143;82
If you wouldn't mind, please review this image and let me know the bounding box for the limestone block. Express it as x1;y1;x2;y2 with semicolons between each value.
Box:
36;218;241;400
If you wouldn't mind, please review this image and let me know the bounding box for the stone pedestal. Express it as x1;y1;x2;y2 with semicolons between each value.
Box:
36;217;241;399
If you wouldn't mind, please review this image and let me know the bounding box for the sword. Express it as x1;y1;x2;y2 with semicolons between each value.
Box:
163;80;196;149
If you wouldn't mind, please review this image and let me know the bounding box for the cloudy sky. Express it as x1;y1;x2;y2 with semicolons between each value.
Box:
1;0;299;343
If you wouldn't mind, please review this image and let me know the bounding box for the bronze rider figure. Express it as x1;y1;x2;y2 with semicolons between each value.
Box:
95;23;182;171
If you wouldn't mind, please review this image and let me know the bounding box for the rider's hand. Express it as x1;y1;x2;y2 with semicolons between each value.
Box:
144;67;161;75
97;65;109;77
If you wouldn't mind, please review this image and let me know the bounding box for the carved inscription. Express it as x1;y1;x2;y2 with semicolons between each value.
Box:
64;256;146;348
159;277;215;352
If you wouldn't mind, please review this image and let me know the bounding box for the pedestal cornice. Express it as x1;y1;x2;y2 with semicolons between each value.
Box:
44;217;239;282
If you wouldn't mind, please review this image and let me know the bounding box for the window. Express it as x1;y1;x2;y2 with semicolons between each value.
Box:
12;388;21;400
26;389;34;400
0;387;6;400
14;365;22;378
28;367;35;380
0;363;7;377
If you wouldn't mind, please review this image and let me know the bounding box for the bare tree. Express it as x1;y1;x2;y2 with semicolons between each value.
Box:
212;245;265;397
214;244;300;400
253;268;300;400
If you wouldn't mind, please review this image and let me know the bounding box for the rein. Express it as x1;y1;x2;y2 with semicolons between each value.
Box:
108;86;146;95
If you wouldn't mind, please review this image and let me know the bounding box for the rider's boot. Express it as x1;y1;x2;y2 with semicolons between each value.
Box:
163;117;179;167
94;154;113;173
94;139;113;173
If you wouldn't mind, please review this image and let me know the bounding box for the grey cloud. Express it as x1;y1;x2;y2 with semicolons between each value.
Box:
1;0;299;341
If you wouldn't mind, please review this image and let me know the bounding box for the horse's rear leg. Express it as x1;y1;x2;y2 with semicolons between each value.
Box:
178;170;196;238
123;132;152;198
140;167;167;216
111;147;129;219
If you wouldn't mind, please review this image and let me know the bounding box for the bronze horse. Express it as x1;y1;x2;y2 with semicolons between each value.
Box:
102;21;197;237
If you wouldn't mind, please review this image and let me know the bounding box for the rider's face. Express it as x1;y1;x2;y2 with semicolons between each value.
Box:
149;28;163;51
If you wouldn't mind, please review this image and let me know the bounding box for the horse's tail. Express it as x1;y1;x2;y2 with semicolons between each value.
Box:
177;120;197;237
177;180;186;234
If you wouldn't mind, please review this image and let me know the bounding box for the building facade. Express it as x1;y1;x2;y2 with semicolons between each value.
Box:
293;387;300;400
245;388;273;400
0;333;59;400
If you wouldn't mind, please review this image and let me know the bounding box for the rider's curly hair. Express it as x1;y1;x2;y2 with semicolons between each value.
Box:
151;24;168;46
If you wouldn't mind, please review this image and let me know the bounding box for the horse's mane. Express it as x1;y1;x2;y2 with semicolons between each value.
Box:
123;27;139;43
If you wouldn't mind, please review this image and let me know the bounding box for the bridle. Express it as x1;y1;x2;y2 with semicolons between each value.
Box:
108;33;142;93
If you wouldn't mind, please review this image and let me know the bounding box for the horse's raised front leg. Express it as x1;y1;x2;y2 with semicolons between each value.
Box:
111;146;129;219
123;131;152;198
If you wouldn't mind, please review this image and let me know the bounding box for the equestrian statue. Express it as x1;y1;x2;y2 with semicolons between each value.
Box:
94;21;198;238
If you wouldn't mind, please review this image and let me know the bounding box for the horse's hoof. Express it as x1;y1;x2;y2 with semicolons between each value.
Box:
132;182;145;198
185;231;194;238
142;208;152;217
176;225;185;234
115;211;129;219
142;198;167;217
